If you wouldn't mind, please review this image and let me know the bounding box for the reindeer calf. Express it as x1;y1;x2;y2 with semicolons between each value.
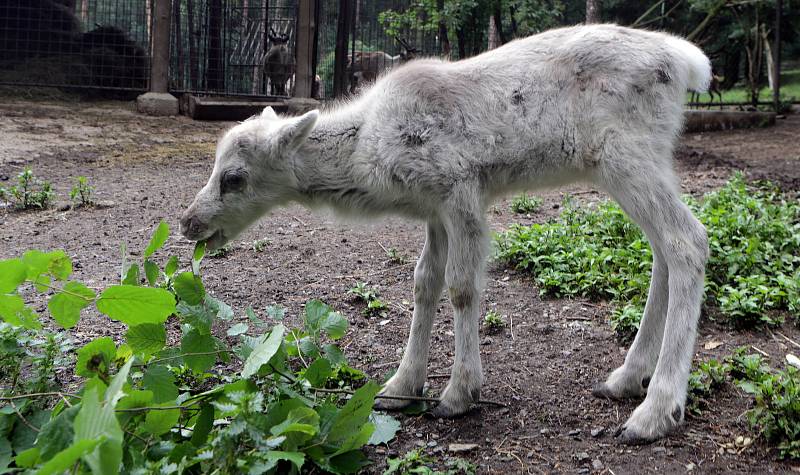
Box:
181;24;711;444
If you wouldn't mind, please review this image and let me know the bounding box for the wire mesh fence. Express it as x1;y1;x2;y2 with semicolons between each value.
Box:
0;0;150;97
169;0;298;97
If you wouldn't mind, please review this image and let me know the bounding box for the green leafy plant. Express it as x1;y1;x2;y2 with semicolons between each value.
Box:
687;358;731;415
0;222;401;474
483;310;506;331
384;448;477;475
252;238;270;252
69;176;95;207
510;194;543;214
386;247;408;264
349;282;389;317
1;168;55;209
495;174;800;337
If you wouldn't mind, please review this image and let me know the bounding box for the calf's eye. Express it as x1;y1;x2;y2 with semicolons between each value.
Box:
221;172;246;194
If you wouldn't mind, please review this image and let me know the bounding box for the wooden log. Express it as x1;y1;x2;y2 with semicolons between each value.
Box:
684;110;776;133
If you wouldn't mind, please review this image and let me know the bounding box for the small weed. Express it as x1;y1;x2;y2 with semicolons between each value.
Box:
483;310;506;331
207;243;233;257
386;247;408;264
1;168;55;209
251;238;270;252
687;358;731;415
384;449;477;475
510;194;543;214
69;175;95;207
349;282;388;317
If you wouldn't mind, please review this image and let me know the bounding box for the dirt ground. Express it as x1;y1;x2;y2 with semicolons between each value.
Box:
1;99;799;474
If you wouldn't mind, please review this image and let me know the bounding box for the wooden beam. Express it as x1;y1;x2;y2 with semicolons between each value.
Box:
150;0;171;93
295;0;316;98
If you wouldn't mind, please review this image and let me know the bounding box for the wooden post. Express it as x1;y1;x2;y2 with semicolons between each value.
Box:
773;0;782;113
150;0;171;93
333;0;352;98
294;0;316;98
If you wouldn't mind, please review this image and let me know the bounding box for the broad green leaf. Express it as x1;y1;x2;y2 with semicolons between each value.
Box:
73;392;121;474
48;281;95;329
37;405;80;460
144;406;180;436
227;322;248;336
144;221;170;258
121;263;139;286
12;409;50;452
164;256;179;277
264;450;305;471
181;329;217;373
0;437;10;473
142;365;179;404
242;324;285;378
173;272;205;305
304;300;331;332
323;344;347;368
327;381;380;446
35;438;101;475
207;296;234;320
176;301;213;334
144;259;159;286
192;241;205;275
367;413;401;445
22;250;71;282
270;407;320;438
33;274;51;292
0;294;41;329
126;324;166;357
265;305;286;321
75;337;116;378
304;358;332;387
96;285;175;325
327;450;370;474
0;258;27;293
190;404;214;447
321;311;348;340
15;446;39;468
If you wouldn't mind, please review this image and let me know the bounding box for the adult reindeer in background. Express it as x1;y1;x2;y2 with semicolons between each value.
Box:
347;37;419;93
181;25;711;445
264;26;292;96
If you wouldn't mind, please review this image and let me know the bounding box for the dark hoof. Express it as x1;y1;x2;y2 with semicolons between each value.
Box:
615;426;657;446
591;382;619;400
373;397;410;411
429;401;471;419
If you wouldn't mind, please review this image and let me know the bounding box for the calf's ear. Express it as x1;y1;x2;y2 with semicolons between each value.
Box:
261;106;279;120
277;110;319;152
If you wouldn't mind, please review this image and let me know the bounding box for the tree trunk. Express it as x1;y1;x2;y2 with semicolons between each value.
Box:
761;26;774;90
457;28;466;59
188;0;198;90
437;0;450;58
586;0;601;23
509;4;518;38
492;0;505;44
173;0;184;91
488;16;500;50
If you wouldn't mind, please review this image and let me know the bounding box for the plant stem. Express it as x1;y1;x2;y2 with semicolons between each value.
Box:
139;350;233;367
0;391;80;401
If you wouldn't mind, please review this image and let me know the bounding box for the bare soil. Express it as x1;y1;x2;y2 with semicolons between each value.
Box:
1;100;799;474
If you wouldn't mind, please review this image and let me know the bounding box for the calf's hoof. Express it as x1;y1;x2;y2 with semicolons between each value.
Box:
592;369;650;400
374;394;415;411
615;395;683;445
374;378;425;411
429;383;479;418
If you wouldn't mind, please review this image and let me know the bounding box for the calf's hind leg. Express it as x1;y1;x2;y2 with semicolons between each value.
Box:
599;168;708;443
375;221;448;410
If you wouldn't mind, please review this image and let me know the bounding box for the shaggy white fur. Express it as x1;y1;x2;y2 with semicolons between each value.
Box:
181;24;711;444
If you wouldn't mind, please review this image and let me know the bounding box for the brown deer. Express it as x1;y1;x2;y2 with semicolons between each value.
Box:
690;74;723;109
265;27;292;96
347;37;418;93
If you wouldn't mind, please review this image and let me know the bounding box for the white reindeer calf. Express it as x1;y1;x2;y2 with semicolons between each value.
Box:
181;24;711;444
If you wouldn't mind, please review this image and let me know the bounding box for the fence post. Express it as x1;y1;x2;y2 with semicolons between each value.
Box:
773;0;782;113
137;0;179;116
294;0;315;98
333;0;352;98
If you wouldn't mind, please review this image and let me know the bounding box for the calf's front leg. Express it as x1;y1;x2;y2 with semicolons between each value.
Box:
375;221;448;409
431;197;488;417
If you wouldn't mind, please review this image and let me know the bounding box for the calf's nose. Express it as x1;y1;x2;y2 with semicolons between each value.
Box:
180;214;206;239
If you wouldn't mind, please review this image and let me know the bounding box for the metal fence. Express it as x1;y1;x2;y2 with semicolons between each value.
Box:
0;0;150;97
169;0;298;97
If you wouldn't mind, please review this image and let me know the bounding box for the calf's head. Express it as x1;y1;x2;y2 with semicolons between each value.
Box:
180;107;318;250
